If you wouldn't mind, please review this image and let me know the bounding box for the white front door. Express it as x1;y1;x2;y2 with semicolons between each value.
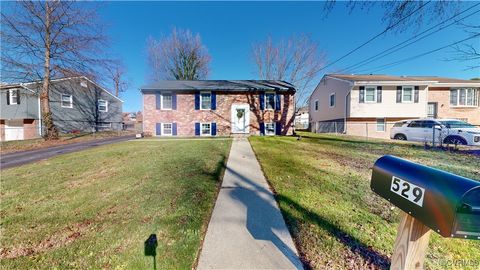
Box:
5;120;24;141
231;104;250;133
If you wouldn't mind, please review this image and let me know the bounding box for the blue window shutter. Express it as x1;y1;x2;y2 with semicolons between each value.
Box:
195;122;200;136
211;122;217;136
275;122;282;135
359;86;365;103
156;93;161;110
275;93;281;111
172;122;177;136
414;86;419;103
194;91;200;110
259;92;265;110
156;123;162;136
259;123;265;135
211;92;217;110
172;93;177;110
377;86;382;103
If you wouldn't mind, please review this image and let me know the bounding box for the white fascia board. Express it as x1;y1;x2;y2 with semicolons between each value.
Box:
431;82;480;87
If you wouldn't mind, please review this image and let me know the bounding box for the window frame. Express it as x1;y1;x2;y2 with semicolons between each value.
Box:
8;89;19;105
365;86;377;103
264;122;276;136
401;86;414;103
200;122;211;136
200;92;212;110
98;99;108;112
376;118;386;132
265;92;276;110
314;99;319;111
162;123;173;136
329;93;335;108
161;92;173;110
450;88;478;107
61;94;73;108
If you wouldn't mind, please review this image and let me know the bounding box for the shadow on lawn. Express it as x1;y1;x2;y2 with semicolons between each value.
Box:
276;194;391;269
225;164;390;269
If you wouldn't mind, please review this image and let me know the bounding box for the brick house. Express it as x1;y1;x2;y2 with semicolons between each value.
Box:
141;80;296;136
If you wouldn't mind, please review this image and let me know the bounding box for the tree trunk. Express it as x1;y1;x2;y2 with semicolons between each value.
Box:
41;2;58;140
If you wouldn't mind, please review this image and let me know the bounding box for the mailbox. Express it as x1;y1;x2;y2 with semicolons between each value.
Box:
371;155;480;239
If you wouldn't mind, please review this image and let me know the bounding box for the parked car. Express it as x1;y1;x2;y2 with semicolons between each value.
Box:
390;119;480;146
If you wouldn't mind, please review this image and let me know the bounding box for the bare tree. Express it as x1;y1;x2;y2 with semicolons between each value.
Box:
252;35;326;110
147;28;211;81
107;62;129;97
1;1;110;140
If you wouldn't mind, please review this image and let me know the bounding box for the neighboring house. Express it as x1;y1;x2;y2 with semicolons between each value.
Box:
309;74;479;139
141;80;296;136
294;106;309;129
0;76;123;141
414;77;479;125
122;111;143;131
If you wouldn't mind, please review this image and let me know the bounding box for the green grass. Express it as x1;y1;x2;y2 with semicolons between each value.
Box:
249;132;480;270
0;139;231;269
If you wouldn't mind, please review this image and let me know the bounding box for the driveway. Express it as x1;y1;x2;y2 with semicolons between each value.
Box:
0;135;134;170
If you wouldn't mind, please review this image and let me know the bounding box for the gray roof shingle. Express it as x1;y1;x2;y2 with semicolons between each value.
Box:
140;80;296;92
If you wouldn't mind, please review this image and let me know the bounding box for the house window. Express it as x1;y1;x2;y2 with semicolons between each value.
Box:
450;88;478;107
162;123;173;136
200;92;211;110
402;87;413;103
265;122;275;136
161;93;172;110
97;122;112;130
61;94;73;108
8;89;19;105
365;87;377;103
265;92;275;110
201;123;211;136
98;99;108;112
314;100;319;111
329;93;335;107
376;118;386;132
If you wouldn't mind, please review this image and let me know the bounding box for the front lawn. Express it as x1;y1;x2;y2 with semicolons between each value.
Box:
0;139;231;269
250;132;480;270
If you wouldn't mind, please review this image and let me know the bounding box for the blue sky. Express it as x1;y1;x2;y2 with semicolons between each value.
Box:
9;1;480;112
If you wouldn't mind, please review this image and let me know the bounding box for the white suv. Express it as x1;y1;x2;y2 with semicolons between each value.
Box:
390;119;480;146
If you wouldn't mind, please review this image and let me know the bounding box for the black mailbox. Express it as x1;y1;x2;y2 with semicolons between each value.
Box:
371;155;480;239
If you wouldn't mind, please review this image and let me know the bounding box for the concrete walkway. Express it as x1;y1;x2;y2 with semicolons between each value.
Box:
197;138;303;270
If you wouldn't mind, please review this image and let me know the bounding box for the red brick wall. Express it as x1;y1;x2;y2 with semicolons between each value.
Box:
428;88;480;125
143;91;295;136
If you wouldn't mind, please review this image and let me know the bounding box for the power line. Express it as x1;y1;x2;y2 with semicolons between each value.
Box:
360;34;480;73
340;3;480;74
318;1;432;72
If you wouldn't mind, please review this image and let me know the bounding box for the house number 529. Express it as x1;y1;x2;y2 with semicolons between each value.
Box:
390;176;425;207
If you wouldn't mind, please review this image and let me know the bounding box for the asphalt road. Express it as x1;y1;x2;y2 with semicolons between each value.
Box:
1;135;135;170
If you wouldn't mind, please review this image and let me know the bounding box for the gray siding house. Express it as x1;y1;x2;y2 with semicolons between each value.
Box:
1;76;123;141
